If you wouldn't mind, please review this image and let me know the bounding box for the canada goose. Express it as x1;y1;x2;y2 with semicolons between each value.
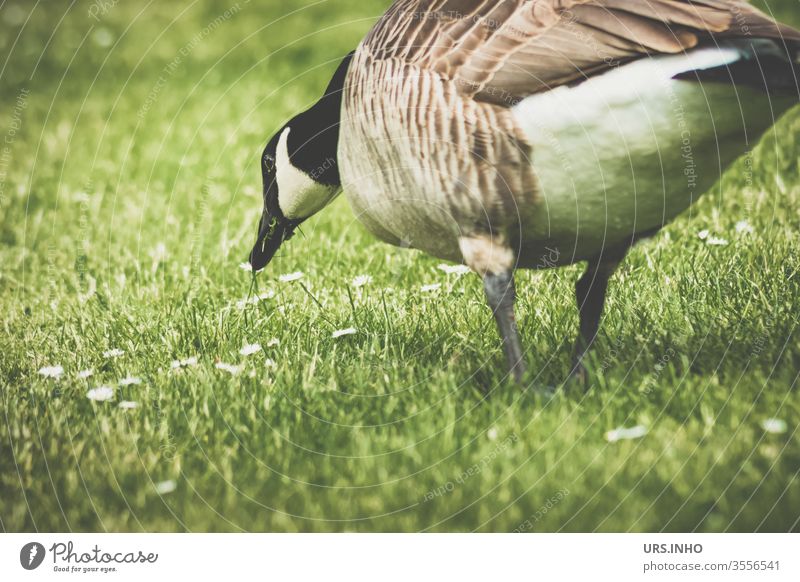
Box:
250;0;800;385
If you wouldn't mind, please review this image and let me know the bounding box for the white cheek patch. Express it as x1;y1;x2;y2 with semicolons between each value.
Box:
275;127;339;220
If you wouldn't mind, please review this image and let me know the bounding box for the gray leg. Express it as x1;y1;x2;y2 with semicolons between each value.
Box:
570;250;626;385
483;270;526;383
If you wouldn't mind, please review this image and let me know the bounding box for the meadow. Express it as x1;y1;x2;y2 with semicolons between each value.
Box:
1;0;799;532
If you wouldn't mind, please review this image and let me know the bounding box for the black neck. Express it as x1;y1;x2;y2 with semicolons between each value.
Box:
284;51;354;187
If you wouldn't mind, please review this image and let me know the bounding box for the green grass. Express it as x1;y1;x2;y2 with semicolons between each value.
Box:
1;0;800;532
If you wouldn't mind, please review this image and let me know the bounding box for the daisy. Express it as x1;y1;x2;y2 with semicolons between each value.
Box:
155;480;177;495
119;376;142;386
38;365;64;379
267;338;280;348
77;369;94;379
735;220;754;235
118;401;139;410
240;343;262;356
438;264;471;276
352;275;373;287
279;271;304;282
103;348;125;358
706;236;728;246
170;357;198;369
215;362;241;375
332;328;357;339
761;418;787;434
605;425;648;443
87;386;114;402
420;283;442;293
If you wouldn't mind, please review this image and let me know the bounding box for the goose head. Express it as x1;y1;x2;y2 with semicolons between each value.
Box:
249;52;353;271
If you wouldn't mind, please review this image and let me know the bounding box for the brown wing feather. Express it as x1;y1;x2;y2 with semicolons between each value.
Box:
362;0;800;106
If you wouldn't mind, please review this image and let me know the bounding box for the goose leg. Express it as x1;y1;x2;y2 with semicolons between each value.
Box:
483;270;526;383
570;250;627;385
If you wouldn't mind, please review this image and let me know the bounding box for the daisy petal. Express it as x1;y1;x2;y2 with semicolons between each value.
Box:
240;343;262;356
279;271;304;282
38;365;64;379
332;328;357;339
605;425;648;443
87;386;115;402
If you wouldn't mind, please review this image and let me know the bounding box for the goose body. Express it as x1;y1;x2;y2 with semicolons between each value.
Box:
251;0;800;384
340;36;798;269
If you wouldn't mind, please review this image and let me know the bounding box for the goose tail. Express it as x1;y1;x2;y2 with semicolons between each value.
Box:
673;38;800;100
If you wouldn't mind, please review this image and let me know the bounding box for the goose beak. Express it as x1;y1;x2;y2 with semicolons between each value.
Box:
249;212;289;271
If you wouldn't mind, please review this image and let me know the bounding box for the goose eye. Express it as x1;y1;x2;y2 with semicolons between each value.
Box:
263;154;276;174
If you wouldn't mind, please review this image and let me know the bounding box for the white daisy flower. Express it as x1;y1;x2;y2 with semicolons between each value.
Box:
706;236;728;246
155;480;177;495
438;264;471;276
267;338;280;348
77;369;94;379
735;220;754;235
332;328;357;338
38;365;64;379
119;376;142;386
352;275;373;287
487;427;498;441
420;283;442;293
170;357;198;369
279;271;304;282
103;348;125;358
605;425;648;443
215;362;241;375
234;292;275;309
264;358;277;370
240;343;262;356
760;418;787;434
118;401;139;410
239;261;254;272
87;386;114;402
697;229;710;240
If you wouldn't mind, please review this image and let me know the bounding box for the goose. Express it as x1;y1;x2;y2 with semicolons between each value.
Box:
250;0;800;385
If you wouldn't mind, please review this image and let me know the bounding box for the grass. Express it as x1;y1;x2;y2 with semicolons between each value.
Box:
1;0;799;533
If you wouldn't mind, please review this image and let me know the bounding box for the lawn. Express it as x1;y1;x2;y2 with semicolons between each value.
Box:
1;0;799;533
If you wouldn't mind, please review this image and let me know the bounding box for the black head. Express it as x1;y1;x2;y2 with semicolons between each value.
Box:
249;51;354;271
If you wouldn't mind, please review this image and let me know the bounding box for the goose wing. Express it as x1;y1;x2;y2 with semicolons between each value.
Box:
363;0;800;105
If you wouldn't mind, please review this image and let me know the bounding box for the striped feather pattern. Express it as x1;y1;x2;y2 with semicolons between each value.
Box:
339;1;800;259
